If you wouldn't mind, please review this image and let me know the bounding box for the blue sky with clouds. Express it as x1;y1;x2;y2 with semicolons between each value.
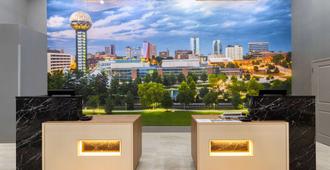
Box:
47;0;291;56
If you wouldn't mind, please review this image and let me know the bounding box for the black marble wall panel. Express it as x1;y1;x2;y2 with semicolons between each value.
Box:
248;96;315;170
16;96;82;170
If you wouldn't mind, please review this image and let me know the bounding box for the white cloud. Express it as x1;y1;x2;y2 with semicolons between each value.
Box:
94;12;131;27
48;11;158;41
47;30;75;39
168;30;194;36
171;0;272;15
221;21;237;28
47;16;67;28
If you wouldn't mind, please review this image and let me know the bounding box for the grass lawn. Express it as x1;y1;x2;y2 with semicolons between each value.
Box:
83;109;246;126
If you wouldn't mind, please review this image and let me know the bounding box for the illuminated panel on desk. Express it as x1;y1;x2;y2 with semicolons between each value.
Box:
209;140;253;156
78;140;121;156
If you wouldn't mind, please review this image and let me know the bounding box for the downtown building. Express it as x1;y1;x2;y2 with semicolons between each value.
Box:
159;50;170;58
225;45;244;60
248;42;269;57
175;50;193;59
142;41;157;61
105;44;116;56
212;40;222;55
190;36;200;56
125;46;133;59
47;50;72;73
100;58;241;81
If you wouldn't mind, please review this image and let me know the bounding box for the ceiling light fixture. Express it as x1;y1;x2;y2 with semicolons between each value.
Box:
100;0;105;4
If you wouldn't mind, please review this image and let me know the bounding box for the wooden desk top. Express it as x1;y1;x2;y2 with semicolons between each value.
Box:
44;115;141;124
192;115;288;125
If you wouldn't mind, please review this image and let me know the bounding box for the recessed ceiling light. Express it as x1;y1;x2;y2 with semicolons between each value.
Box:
100;0;105;4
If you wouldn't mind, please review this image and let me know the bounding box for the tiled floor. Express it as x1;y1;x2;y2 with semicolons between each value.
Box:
1;133;330;170
137;133;195;170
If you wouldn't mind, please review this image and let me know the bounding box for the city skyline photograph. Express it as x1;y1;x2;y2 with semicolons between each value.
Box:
46;0;294;127
47;0;291;56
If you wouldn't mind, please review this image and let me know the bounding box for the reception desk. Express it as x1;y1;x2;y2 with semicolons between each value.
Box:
42;115;141;170
192;115;289;170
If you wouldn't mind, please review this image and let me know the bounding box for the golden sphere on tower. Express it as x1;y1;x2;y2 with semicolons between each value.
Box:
70;11;92;31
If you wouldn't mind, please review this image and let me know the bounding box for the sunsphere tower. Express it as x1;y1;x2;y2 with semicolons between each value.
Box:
70;11;92;73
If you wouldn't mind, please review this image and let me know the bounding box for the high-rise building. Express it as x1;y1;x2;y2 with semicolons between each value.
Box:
105;46;110;55
159;50;170;58
225;45;243;60
248;42;269;53
142;41;157;61
110;44;116;55
132;47;141;59
125;46;133;58
175;50;193;59
105;44;116;56
212;40;222;55
70;11;92;73
47;51;72;73
190;36;200;56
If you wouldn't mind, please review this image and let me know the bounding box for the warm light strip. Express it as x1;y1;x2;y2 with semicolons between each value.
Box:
78;140;121;157
209;140;253;157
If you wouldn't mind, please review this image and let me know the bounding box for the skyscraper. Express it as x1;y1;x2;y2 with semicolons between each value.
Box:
105;44;116;56
142;41;157;61
190;36;200;56
70;11;92;73
248;42;269;53
133;47;141;59
225;45;243;60
212;40;222;55
125;46;133;58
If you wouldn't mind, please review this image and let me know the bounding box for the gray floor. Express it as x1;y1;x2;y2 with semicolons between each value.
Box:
1;133;330;170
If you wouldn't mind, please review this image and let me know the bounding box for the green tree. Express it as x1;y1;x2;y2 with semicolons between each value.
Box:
86;95;100;109
246;79;264;96
203;91;218;108
48;71;66;90
144;74;152;83
271;77;292;94
188;79;197;101
187;72;198;82
254;66;259;72
177;81;193;109
272;54;284;65
199;86;209;99
161;91;173;111
162;74;171;86
91;72;109;105
76;76;92;105
104;97;114;114
151;71;162;83
201;72;208;82
177;73;186;83
110;76;119;93
138;82;165;109
126;91;135;110
168;73;177;85
208;74;227;89
226;62;237;68
231;92;243;109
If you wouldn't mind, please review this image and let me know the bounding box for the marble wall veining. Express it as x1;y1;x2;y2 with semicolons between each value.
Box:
248;96;315;170
16;96;82;170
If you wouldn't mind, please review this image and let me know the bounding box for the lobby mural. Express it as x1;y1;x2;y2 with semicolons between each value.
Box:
47;0;292;125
